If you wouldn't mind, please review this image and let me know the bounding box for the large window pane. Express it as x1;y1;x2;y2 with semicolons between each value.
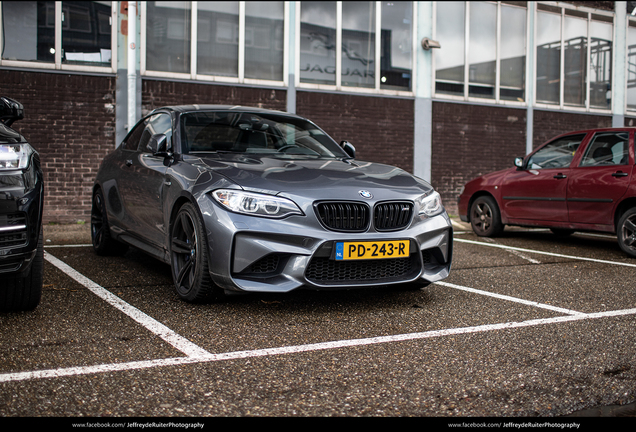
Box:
563;14;587;106
62;1;111;66
589;19;612;109
341;1;375;88
300;1;336;85
380;1;412;91
435;1;465;96
468;2;496;99
500;5;526;101
146;1;191;74
245;1;284;81
536;11;561;104
628;23;636;111
1;1;55;63
197;2;238;77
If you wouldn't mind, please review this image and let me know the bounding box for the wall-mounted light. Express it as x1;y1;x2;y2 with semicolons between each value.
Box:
421;38;441;50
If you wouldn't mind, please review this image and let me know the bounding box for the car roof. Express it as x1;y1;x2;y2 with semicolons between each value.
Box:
150;105;303;119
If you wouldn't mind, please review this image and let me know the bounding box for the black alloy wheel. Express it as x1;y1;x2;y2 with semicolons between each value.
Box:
170;203;221;302
617;207;636;258
91;189;127;255
470;195;503;237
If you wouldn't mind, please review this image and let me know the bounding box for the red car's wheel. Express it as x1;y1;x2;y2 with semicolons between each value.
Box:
470;196;503;237
617;207;636;258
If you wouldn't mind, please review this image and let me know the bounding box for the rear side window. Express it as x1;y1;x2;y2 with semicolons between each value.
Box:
579;132;630;167
527;134;586;169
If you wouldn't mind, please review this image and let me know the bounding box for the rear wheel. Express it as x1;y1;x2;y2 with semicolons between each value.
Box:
470;195;503;237
170;203;223;303
91;189;128;256
617;207;636;258
0;226;43;312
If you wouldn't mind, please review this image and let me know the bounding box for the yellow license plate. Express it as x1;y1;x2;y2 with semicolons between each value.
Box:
335;240;409;261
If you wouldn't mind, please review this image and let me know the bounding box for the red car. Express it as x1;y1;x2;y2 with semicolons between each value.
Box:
458;128;636;258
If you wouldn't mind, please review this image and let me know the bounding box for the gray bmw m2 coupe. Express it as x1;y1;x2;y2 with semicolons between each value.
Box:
92;106;452;302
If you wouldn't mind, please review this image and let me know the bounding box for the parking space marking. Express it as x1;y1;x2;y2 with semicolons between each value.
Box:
3;304;635;384
480;237;541;264
44;251;211;358
3;245;630;384
435;281;585;315
455;238;636;268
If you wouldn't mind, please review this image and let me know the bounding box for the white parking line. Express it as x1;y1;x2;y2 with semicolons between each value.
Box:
455;238;636;268
44;252;211;358
435;281;585;316
2;305;635;383
480;237;541;264
2;247;632;384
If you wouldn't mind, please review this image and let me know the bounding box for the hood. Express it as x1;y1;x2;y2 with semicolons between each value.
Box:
185;153;433;201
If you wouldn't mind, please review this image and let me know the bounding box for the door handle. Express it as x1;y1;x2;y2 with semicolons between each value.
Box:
612;172;628;177
125;160;133;167
553;173;567;179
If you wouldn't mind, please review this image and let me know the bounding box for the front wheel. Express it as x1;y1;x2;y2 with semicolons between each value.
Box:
91;189;128;256
617;207;636;258
470;195;504;237
170;203;223;303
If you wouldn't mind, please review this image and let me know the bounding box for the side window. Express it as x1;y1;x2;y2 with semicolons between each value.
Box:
139;113;173;153
527;134;586;169
579;132;629;167
122;119;147;151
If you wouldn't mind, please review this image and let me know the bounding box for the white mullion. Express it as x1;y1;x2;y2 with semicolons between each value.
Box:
559;8;565;109
295;1;300;88
375;1;381;91
586;12;591;110
140;1;146;74
464;1;470;99
495;2;501;103
110;1;117;72
239;1;245;82
336;1;342;89
55;1;62;68
191;2;197;79
283;1;289;86
413;0;418;95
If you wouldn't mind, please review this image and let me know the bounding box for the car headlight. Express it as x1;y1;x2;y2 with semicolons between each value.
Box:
416;191;443;218
211;189;303;218
0;144;31;170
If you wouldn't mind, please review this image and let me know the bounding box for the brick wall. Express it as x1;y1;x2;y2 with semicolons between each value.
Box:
296;91;414;172
532;110;612;149
142;80;287;115
431;102;527;215
0;70;116;224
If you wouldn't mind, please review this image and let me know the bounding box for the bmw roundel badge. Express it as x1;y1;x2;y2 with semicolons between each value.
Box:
359;190;373;199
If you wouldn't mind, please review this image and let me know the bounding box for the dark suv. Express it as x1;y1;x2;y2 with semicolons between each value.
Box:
0;97;44;311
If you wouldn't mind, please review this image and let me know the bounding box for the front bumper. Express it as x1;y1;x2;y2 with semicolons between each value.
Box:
0;167;43;275
197;195;453;293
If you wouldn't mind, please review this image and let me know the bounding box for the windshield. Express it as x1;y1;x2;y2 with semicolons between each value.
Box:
180;111;348;158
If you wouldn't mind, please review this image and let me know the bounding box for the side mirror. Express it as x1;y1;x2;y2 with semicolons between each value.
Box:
340;140;356;158
0;97;24;127
514;157;524;169
148;133;171;156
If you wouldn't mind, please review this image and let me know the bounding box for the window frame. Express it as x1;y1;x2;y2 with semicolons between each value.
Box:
295;1;417;96
0;1;117;73
432;1;529;107
532;2;614;113
140;1;289;87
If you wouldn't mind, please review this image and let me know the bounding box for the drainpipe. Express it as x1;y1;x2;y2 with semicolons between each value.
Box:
127;1;137;132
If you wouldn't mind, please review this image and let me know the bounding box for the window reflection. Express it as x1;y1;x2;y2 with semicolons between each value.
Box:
245;2;284;81
468;2;496;99
1;1;55;63
536;10;561;105
380;1;412;91
435;1;465;96
197;2;238;77
563;14;587;107
589;19;613;109
627;23;636;111
300;1;337;85
146;1;191;74
62;1;112;66
341;1;375;88
500;5;526;101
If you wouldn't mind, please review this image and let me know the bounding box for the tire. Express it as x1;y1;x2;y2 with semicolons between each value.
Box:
617;207;636;258
170;203;223;303
470;195;504;237
91;189;128;256
550;228;575;237
0;227;43;312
